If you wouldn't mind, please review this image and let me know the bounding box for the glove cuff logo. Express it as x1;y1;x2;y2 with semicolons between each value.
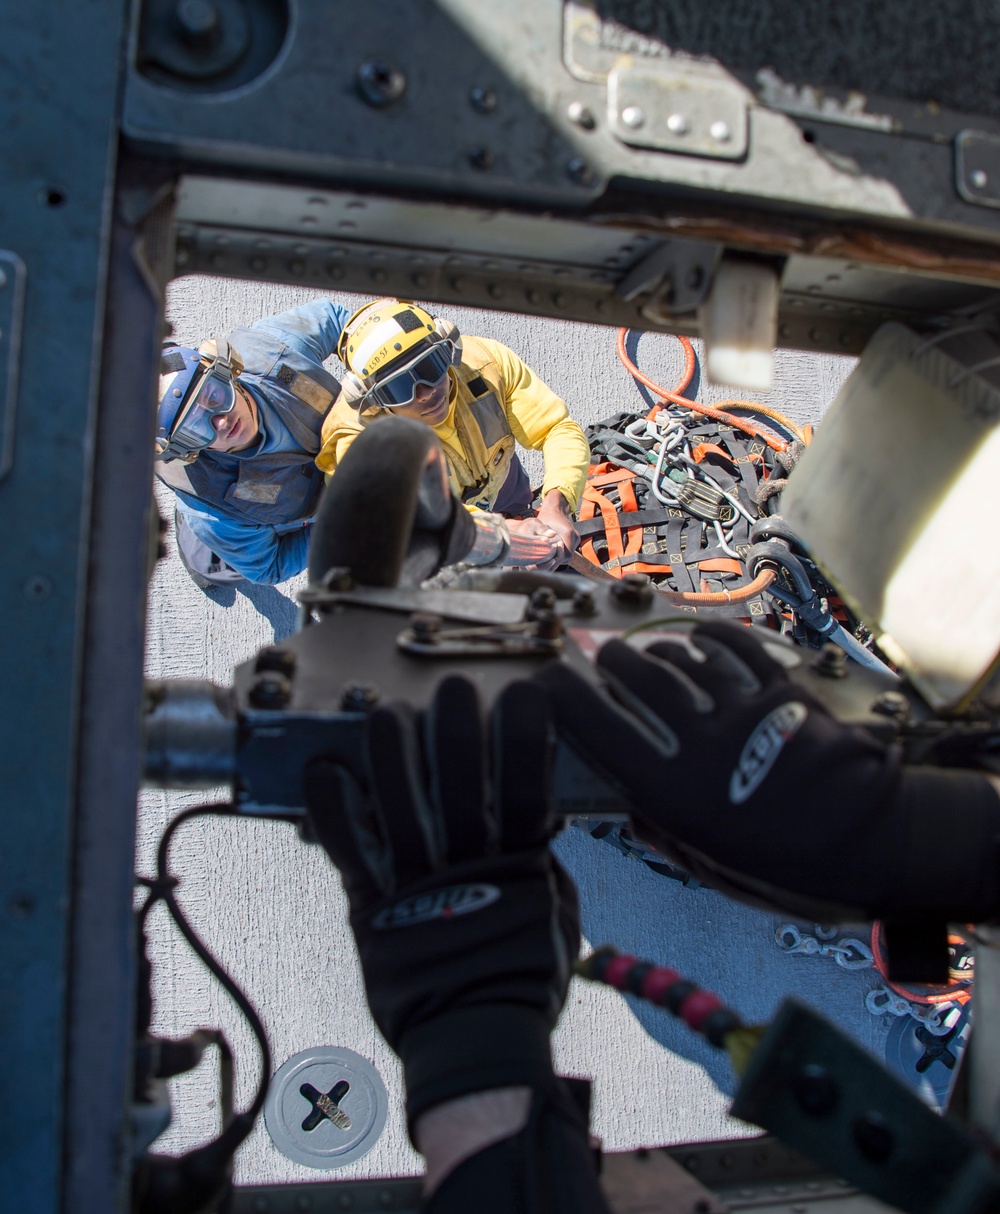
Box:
729;702;808;805
372;883;501;930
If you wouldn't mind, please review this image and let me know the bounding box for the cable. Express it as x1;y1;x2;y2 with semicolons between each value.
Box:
615;328;806;451
575;946;764;1076
139;805;296;1154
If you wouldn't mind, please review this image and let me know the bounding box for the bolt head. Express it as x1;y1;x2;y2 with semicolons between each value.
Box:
341;682;380;713
572;588;597;616
175;0;219;42
468;146;494;171
709;120;732;142
319;566;354;593
530;587;557;611
533;610;563;640
611;573;654;608
621;105;646;129
666;112;689;135
249;671;292;710
871;691;908;719
469;86;497;114
813;643;847;678
971;169;989;189
566;157;593;185
567;100;596;129
357;59;406;107
411;612;443;642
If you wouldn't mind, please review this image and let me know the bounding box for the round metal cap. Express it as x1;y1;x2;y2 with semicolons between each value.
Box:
264;1046;388;1168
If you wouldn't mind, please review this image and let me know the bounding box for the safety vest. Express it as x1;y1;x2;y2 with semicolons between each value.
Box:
319;336;519;509
441;337;518;509
155;324;341;526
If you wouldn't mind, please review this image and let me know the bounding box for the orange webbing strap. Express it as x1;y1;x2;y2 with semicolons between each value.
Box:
579;465;645;578
577;467;605;570
690;442;732;465
697;558;744;575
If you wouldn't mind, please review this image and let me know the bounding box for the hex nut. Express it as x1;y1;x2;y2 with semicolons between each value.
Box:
249;671;292;710
611;574;654;608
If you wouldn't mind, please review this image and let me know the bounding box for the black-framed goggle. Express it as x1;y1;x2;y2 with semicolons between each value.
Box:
364;340;453;409
164;360;238;461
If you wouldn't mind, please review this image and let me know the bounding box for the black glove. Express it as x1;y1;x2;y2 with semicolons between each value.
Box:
304;677;580;1130
538;621;1000;924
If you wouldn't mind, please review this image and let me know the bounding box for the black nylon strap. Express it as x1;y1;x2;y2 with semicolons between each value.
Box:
664;520;696;593
577;506;675;538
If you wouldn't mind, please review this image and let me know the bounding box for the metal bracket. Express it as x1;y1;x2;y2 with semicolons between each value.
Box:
955;130;1000;208
615;238;720;318
397;616;563;658
732;999;1000;1214
608;61;749;161
0;251;26;481
298;583;530;626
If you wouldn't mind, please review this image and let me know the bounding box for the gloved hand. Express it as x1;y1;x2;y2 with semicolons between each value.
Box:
304;677;580;1130
538;621;1000;924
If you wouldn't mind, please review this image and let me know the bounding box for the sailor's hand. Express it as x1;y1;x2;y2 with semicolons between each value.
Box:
505;516;567;570
534;489;580;562
538;621;1000;923
304;676;579;1132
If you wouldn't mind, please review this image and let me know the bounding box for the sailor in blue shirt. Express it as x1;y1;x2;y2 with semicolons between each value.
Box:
155;299;350;586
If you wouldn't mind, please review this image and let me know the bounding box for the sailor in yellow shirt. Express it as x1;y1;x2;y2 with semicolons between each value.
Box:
315;299;590;569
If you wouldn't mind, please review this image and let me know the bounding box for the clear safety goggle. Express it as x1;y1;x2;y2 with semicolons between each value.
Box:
169;361;238;456
364;339;453;409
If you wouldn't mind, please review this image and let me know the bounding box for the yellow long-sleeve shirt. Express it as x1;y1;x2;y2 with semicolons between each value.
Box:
316;335;590;513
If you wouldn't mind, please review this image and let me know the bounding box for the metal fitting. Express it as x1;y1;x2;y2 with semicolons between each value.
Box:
143;679;237;788
319;566;354;592
175;0;219;46
571;588;597;616
611;574;654;608
567;101;596;129
255;645;296;679
566;157;593;185
529;587;557;612
533;611;563;641
341;683;381;713
467;146;494;171
357;59;406;107
469;86;497;114
249;671;292;710
871;691;909;720
812;643;847;679
410;613;443;644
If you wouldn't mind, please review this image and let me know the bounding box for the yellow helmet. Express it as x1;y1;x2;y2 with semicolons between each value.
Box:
336;298;462;409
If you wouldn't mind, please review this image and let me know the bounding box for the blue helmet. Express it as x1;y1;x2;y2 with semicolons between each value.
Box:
156;340;240;462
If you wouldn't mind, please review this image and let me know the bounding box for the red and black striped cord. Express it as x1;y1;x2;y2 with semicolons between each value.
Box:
576;946;743;1048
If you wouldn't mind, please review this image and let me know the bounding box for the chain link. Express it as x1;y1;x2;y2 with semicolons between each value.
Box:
864;986;964;1036
775;924;874;971
776;924;968;1035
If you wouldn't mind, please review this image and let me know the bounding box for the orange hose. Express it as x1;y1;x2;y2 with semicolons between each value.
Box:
615;329;807;452
656;568;775;607
870;923;974;1006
